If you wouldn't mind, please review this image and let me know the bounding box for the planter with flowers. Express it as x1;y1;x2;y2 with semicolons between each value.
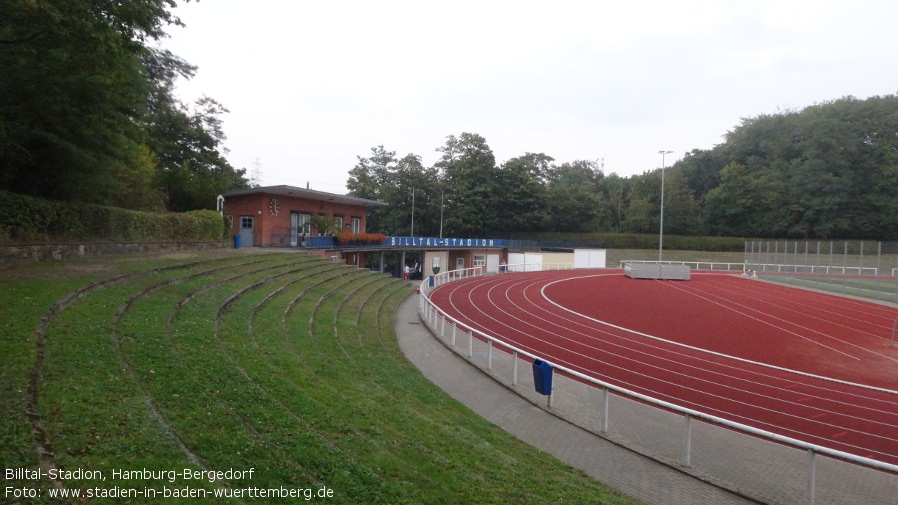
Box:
334;231;388;247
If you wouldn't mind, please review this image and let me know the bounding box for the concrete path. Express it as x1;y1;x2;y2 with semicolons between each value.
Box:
395;291;898;505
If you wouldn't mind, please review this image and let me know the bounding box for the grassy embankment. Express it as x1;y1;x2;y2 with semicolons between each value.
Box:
0;250;640;504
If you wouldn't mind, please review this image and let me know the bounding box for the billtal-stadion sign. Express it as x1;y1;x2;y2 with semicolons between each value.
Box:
389;237;509;248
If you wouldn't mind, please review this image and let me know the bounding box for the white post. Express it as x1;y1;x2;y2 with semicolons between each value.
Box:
512;351;518;385
487;340;492;370
807;449;816;505
602;387;609;434
658;150;672;262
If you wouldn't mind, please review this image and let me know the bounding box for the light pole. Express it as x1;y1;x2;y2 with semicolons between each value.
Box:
658;150;673;262
410;188;415;237
439;190;444;238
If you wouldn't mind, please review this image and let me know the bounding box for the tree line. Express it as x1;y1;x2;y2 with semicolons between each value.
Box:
0;0;249;213
348;94;898;240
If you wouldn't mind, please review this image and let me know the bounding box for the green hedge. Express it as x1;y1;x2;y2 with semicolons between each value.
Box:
511;232;748;252
0;191;227;243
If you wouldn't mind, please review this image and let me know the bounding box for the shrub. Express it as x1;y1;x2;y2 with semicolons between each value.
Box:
510;231;748;252
0;190;226;243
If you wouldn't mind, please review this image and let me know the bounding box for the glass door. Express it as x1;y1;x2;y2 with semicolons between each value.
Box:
290;213;310;246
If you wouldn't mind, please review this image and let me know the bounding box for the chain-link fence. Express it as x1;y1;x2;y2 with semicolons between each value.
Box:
744;240;898;304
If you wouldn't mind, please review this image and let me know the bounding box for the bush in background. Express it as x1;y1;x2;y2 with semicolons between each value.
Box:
511;231;747;252
0;191;227;243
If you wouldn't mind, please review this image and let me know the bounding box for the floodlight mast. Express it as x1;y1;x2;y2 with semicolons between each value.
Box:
658;150;673;262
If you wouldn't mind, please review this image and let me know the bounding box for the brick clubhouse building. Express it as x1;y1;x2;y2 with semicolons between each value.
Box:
223;185;600;276
224;185;387;249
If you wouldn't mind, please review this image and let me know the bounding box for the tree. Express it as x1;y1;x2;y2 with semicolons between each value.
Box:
346;148;442;236
598;173;627;232
149;94;248;211
545;160;605;232
705;163;786;237
0;0;247;212
347;145;397;232
705;95;898;239
1;0;156;205
496;153;552;232
659;170;703;236
436;133;499;236
390;154;441;236
622;196;656;234
677;148;724;202
347;145;396;201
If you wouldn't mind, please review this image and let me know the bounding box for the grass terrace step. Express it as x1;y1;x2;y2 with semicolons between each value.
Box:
1;251;640;504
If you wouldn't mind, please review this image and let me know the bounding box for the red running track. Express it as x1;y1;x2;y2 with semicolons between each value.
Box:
427;270;898;466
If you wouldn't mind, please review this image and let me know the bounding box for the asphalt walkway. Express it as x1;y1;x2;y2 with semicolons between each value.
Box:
395;289;898;505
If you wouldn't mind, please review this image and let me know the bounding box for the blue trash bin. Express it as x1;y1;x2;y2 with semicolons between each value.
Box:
233;234;241;249
428;275;435;287
532;359;553;395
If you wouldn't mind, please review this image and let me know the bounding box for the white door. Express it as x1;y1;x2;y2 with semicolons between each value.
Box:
239;216;254;248
486;254;500;274
456;257;464;270
524;252;543;272
508;253;525;272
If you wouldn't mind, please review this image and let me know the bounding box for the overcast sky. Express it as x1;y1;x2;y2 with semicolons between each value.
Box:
161;0;898;194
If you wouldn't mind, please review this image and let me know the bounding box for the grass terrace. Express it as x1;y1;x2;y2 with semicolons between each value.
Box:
1;250;639;504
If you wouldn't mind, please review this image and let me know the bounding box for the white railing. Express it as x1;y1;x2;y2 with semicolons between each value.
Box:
418;267;898;505
505;262;575;273
751;264;880;276
420;266;485;294
619;259;745;271
618;260;883;276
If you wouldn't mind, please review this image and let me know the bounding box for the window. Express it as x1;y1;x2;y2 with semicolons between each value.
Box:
291;213;311;234
333;215;343;230
240;216;254;229
473;254;486;267
351;217;361;233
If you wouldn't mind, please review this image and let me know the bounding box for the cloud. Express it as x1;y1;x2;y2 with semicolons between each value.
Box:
162;0;898;192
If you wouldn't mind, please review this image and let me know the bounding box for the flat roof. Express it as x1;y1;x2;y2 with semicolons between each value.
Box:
224;185;387;207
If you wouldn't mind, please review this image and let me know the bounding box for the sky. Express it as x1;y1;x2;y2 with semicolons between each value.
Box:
160;0;898;194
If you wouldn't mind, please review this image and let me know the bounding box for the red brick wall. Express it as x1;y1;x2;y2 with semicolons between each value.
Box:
225;193;265;246
224;192;370;247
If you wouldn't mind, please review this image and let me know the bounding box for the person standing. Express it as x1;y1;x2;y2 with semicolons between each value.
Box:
403;264;410;281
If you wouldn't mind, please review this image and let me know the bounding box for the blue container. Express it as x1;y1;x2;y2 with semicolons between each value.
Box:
532;359;553;395
233;234;241;249
428;275;435;287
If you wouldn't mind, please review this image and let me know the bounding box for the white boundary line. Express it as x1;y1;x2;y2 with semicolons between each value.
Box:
539;273;898;396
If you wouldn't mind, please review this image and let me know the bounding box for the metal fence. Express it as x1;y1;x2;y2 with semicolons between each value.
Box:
745;240;898;304
619;259;746;271
419;265;898;505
